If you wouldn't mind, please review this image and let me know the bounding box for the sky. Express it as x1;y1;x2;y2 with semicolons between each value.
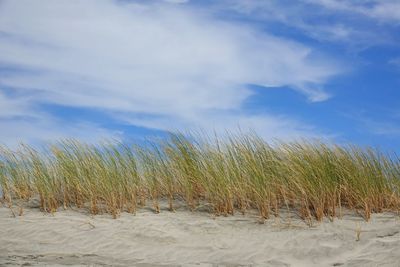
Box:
0;0;399;151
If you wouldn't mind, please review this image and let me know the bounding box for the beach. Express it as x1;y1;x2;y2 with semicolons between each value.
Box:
1;203;399;267
1;0;399;266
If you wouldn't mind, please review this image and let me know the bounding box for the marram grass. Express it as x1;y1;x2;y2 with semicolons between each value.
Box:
1;133;399;221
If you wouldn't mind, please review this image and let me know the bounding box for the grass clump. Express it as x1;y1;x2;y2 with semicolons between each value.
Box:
0;132;399;222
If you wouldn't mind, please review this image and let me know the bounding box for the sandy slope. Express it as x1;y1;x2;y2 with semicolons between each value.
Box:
0;202;399;267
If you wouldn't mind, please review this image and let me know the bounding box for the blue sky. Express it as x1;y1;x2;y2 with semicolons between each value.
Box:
0;0;399;151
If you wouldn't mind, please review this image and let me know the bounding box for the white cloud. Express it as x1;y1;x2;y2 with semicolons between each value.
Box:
0;92;33;118
368;2;400;22
120;110;330;141
0;0;341;144
225;0;398;48
0;117;121;148
306;0;400;23
163;0;189;4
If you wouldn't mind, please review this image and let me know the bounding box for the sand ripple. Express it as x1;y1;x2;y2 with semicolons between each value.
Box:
0;206;399;266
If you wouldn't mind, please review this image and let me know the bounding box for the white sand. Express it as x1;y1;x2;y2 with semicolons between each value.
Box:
0;203;399;267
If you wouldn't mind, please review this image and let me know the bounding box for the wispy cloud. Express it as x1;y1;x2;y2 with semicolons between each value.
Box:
0;0;341;144
223;0;399;49
389;57;400;68
346;109;400;137
0;116;121;148
120;110;329;141
361;118;400;136
306;0;400;23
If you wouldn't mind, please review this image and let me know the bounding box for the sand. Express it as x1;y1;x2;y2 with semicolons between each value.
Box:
0;202;399;267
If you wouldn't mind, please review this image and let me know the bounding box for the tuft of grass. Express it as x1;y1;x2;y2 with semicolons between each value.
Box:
0;132;399;221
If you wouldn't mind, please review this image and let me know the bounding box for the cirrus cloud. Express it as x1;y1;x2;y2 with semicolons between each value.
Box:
0;0;342;144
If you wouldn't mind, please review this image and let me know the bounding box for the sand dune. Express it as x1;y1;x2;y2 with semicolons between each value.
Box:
0;203;399;267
